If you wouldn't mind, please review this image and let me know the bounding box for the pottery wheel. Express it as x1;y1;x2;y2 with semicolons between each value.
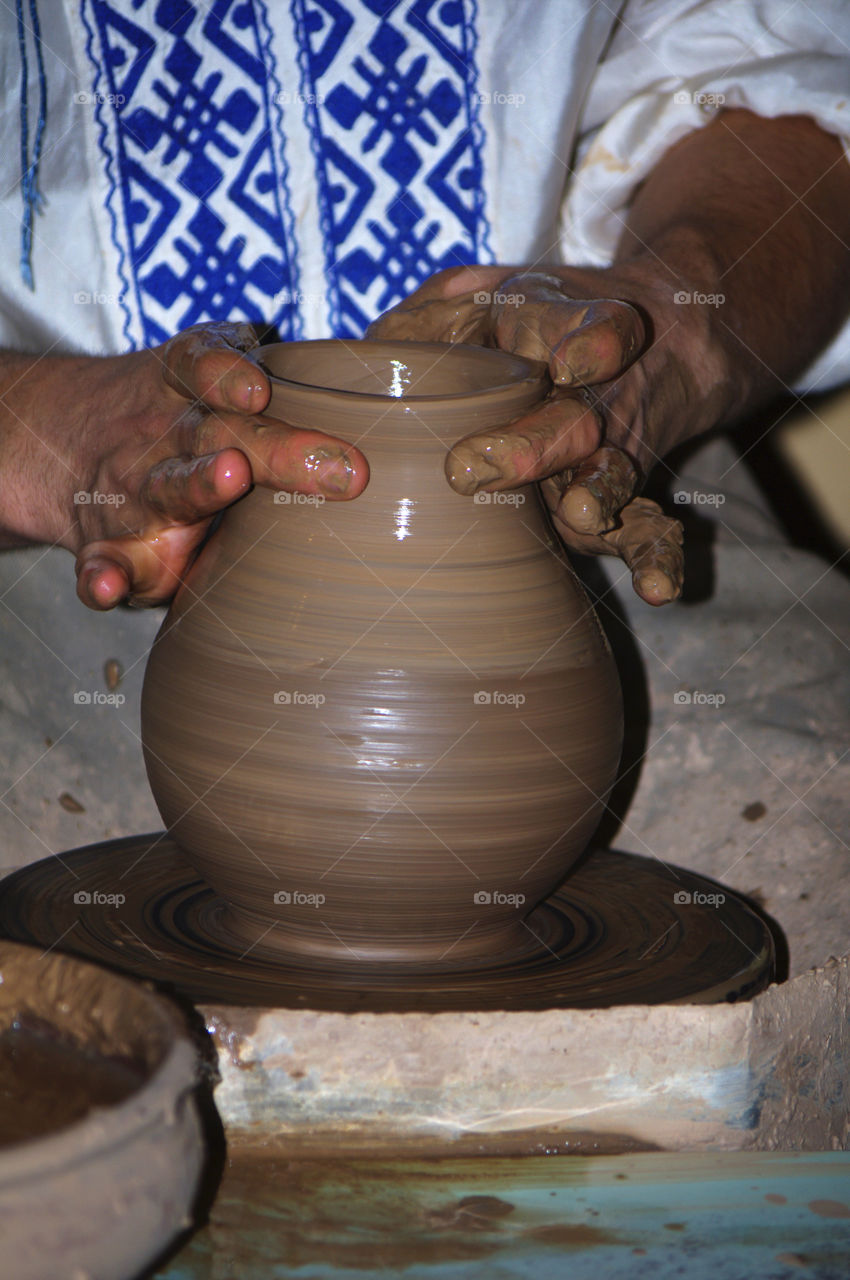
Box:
0;838;773;1011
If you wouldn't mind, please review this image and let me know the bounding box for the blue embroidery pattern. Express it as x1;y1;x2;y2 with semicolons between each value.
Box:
81;0;301;349
292;0;491;336
80;0;491;345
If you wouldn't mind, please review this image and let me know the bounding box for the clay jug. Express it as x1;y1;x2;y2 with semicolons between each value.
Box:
141;341;623;965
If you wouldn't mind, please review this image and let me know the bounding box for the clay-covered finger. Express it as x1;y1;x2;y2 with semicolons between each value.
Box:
549;299;644;386
247;418;370;499
489;274;588;364
545;492;684;606
191;412;370;500
487;273;643;385
556;446;639;535
368;293;492;345
609;497;684;606
161;323;269;414
445;392;601;495
369;264;522;333
140;449;252;523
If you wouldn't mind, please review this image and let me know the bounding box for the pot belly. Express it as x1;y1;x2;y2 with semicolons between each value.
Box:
143;651;621;963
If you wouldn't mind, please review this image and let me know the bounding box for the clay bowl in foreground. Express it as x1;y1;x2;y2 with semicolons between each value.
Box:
0;940;203;1280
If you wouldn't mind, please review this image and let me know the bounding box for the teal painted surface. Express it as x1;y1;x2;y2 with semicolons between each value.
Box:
155;1151;850;1279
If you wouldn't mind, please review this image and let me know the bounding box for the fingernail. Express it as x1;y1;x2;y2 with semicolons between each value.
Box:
634;568;675;606
225;369;263;411
305;448;355;495
79;563;117;610
560;487;606;535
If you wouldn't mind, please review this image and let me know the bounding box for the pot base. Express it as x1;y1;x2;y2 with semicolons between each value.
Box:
0;837;774;1011
212;898;537;968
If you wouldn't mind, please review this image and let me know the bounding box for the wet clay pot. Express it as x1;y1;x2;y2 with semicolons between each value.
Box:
142;341;623;965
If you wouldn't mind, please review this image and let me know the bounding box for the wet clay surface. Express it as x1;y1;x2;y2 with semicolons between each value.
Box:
0;1023;143;1148
0;839;774;1009
142;341;625;968
154;1151;850;1279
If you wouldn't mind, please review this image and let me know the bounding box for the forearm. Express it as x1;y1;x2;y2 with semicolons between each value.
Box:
0;351;91;549
616;109;850;418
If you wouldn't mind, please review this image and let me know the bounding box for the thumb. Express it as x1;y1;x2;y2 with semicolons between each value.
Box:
549;298;645;386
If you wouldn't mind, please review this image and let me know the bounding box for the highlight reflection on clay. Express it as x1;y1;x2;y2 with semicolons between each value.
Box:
142;341;623;966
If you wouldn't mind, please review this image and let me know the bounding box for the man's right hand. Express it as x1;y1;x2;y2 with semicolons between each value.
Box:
0;323;369;609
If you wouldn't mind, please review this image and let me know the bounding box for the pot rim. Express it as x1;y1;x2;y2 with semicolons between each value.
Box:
260;338;550;406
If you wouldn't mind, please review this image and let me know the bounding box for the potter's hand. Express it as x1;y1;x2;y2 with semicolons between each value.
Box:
370;267;687;605
372;112;850;608
0;323;368;609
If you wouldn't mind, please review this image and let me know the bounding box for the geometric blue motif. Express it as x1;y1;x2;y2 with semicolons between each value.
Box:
80;0;303;348
292;0;492;336
79;0;491;346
